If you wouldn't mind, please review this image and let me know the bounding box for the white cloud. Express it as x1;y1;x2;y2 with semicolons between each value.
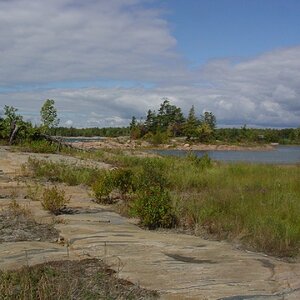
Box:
0;1;299;128
65;119;73;127
0;0;187;86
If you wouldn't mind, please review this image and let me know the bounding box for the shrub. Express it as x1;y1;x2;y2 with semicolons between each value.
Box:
112;168;135;196
41;186;70;215
186;152;212;169
20;140;58;153
137;158;168;190
91;172;114;204
132;186;175;229
25;158;101;186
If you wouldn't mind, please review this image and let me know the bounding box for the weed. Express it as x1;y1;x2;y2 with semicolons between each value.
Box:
8;199;31;217
91;172;114;204
25;183;42;201
41;186;70;215
25;158;101;186
0;259;158;299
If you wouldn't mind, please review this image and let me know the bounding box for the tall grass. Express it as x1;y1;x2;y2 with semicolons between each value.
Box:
25;157;103;186
24;147;300;257
168;161;300;257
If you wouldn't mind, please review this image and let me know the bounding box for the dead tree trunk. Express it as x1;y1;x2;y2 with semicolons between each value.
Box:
9;121;20;145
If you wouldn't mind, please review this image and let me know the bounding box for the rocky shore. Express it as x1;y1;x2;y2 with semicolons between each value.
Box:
69;137;275;151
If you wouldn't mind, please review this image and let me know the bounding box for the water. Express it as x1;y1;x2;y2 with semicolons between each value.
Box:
59;136;104;143
151;146;300;164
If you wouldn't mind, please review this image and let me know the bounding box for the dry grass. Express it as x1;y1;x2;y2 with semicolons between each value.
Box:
0;259;158;299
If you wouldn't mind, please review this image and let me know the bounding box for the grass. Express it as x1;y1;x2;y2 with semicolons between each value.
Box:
23;147;300;257
168;160;300;257
24;157;103;186
0;259;158;299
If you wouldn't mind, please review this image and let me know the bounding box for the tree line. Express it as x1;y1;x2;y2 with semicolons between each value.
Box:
129;98;217;142
0;98;299;145
0;99;59;144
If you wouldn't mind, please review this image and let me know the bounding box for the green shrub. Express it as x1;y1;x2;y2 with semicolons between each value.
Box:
143;131;169;145
112;168;135;195
41;186;70;215
132;186;175;229
25;158;101;186
137;158;168;190
186;152;212;169
19;140;58;153
91;172;114;203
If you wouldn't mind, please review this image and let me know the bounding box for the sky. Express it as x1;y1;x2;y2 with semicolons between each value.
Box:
0;0;300;128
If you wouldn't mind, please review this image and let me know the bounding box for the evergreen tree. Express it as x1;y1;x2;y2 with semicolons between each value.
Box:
183;105;199;140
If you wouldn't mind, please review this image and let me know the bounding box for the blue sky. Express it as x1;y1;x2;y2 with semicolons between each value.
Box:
166;0;300;66
0;0;300;128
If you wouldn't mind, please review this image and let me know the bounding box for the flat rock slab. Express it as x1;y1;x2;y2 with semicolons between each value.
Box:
56;209;300;300
0;241;73;270
0;147;300;299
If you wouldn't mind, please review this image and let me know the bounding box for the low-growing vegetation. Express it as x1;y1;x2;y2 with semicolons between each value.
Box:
24;149;300;257
41;186;70;215
0;259;158;299
0;200;59;243
25;157;102;186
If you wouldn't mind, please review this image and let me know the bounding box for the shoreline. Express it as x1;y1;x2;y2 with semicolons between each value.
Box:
68;137;275;151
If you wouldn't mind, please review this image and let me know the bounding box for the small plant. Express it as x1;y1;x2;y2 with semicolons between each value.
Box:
41;186;70;215
113;168;135;196
91;172;114;204
132;186;175;229
186;152;212;169
26;183;42;201
8;199;31;217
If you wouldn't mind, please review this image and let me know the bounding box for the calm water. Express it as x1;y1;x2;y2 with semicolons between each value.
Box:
151;146;300;164
60;136;104;143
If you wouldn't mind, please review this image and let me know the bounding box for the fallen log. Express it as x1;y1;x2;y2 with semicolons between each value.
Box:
39;134;91;152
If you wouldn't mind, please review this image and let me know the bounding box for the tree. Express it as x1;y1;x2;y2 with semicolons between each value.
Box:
40;99;59;132
200;111;216;131
145;109;157;133
1;105;26;144
157;98;185;135
197;123;213;142
129;116;141;139
183;105;199;140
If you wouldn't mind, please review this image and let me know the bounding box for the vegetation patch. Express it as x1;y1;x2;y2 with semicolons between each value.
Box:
0;259;158;299
41;186;70;215
0;200;59;243
25;157;102;186
24;148;300;257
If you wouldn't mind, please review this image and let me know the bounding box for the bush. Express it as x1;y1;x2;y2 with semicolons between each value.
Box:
41;186;70;215
113;168;135;196
19;140;58;153
137;158;167;190
132;186;175;229
143;131;169;145
91;172;114;204
186;152;212;169
25;158;101;186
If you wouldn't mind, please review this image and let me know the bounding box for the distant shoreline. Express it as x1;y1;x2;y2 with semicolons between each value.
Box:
66;137;276;151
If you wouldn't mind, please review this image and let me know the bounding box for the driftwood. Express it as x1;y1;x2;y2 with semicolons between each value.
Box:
40;134;89;152
9;121;26;145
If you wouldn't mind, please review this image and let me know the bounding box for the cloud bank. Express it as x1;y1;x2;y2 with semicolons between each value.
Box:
0;0;299;128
